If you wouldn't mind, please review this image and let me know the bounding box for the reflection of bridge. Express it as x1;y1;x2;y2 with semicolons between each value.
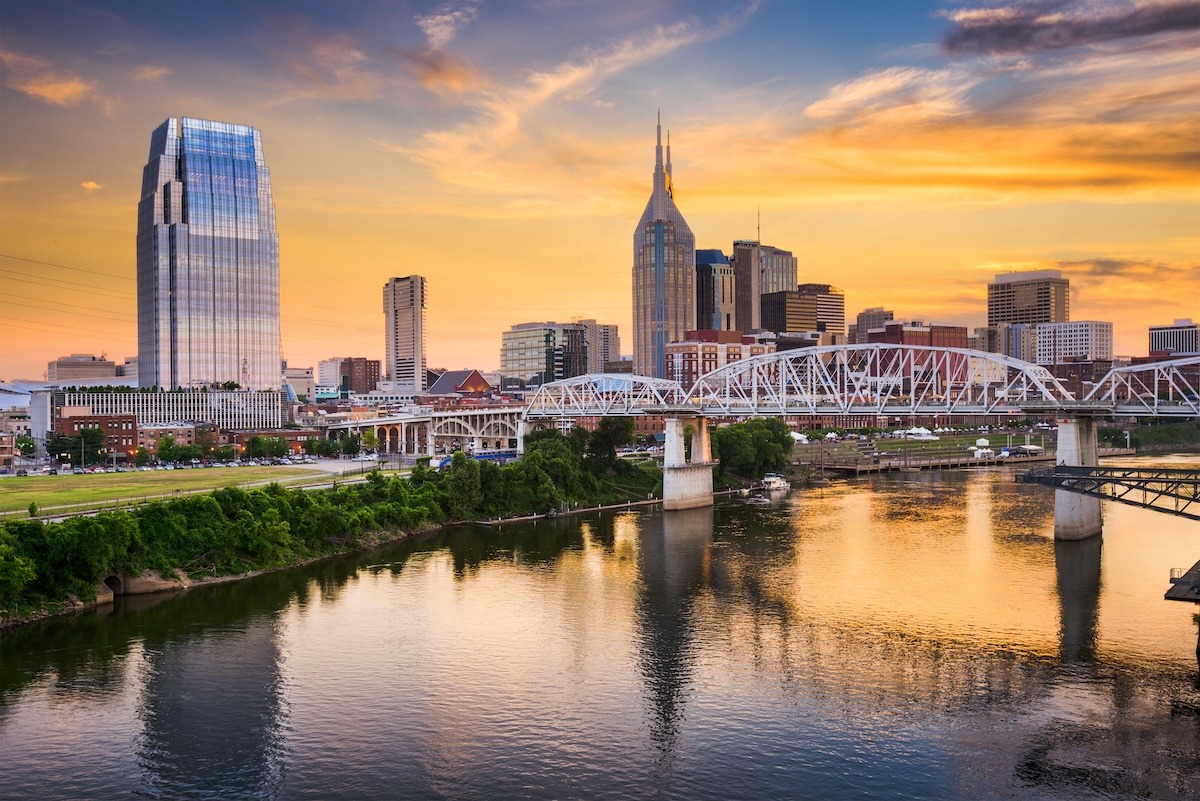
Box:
525;347;1200;531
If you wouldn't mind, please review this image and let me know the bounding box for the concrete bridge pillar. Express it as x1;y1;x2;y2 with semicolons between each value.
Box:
1054;416;1103;540
516;420;526;454
663;416;714;511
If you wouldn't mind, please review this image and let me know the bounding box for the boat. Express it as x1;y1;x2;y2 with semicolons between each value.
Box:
761;473;791;491
747;495;771;505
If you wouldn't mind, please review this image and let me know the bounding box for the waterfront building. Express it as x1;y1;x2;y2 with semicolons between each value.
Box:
1148;318;1198;355
383;276;427;393
317;357;380;395
849;308;894;345
500;322;588;389
1036;321;1114;365
137;117;281;390
47;354;117;382
633;115;695;378
987;270;1069;327
665;330;774;388
695;249;736;332
578;319;621;373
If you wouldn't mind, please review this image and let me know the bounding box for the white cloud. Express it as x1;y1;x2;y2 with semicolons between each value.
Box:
416;2;480;50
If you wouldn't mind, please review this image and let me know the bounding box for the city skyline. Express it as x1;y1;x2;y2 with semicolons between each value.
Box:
1;0;1197;379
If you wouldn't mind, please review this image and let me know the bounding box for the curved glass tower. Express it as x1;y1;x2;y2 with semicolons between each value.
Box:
633;115;695;379
137;117;280;390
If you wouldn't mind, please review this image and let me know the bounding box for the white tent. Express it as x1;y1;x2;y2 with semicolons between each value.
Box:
976;438;990;447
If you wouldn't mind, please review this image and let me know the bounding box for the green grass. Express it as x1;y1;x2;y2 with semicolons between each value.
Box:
0;466;328;514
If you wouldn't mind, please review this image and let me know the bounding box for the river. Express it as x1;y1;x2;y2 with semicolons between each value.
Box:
2;457;1199;800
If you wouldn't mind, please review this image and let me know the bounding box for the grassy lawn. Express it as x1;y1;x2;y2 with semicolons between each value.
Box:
0;466;328;514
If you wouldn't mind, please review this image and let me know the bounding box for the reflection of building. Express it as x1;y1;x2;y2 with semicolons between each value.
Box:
987;270;1069;326
47;354;117;382
383;275;427;393
500;322;588;389
1035;321;1113;365
137;117;281;390
633;116;695;378
1148;318;1198;355
665;330;774;387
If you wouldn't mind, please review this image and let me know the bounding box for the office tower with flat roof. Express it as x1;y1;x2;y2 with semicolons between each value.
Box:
1149;318;1198;355
578;319;620;373
849;307;894;344
987;270;1069;327
731;241;797;332
137;117;280;389
1035;321;1113;365
383;276;427;393
695;249;736;331
500;322;588;389
47;354;117;382
633;115;695;378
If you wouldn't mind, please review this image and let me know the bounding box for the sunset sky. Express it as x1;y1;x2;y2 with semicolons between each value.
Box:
1;0;1197;380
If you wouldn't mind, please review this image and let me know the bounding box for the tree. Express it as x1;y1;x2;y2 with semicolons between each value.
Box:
711;418;793;478
14;435;34;457
340;434;361;456
445;452;483;520
220;381;241;391
157;434;179;463
361;428;378;453
134;447;151;466
585;417;635;473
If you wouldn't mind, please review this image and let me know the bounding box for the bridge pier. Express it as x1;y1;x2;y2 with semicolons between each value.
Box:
1054;416;1103;540
662;416;714;511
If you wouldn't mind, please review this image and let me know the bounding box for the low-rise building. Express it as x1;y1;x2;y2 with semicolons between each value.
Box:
665;330;775;387
137;423;197;453
1148;318;1198;356
867;320;968;348
53;414;138;460
0;433;14;471
1036;321;1113;365
47;354;117;382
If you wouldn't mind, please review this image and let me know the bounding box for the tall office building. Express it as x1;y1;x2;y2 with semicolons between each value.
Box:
633;115;695;378
1149;318;1198;355
500;322;588;389
987;270;1069;327
849;307;894;344
761;284;845;341
383;276;427;393
137;117;280;389
578;319;621;373
731;241;797;332
695;249;736;331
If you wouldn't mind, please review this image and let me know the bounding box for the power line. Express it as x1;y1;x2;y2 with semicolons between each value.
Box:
0;252;135;281
0;270;136;300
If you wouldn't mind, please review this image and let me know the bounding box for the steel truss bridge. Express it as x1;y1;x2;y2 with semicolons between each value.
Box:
1018;466;1200;521
524;347;1200;420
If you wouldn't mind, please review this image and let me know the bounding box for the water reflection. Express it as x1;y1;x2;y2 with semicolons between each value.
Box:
1055;538;1102;663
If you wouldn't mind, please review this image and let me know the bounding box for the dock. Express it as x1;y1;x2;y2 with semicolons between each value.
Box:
1166;559;1200;603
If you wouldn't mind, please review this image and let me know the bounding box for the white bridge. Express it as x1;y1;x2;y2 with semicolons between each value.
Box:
525;346;1200;419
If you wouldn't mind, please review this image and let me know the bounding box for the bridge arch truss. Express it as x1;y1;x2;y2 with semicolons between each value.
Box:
1081;356;1200;417
524;373;687;419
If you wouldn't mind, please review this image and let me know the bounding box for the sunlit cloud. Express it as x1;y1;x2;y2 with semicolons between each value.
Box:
133;64;171;81
80;180;103;192
400;47;486;95
416;2;481;50
383;4;759;206
0;46;119;115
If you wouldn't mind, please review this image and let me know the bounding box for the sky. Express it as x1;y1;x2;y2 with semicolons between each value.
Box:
0;0;1197;380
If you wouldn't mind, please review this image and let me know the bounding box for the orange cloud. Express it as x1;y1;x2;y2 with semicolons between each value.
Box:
133;64;171;81
8;73;95;106
80;180;103;192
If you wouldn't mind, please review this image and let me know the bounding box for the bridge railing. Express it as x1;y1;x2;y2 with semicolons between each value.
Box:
1082;356;1200;416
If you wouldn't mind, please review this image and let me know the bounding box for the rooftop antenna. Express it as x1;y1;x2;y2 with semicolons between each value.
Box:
757;205;761;243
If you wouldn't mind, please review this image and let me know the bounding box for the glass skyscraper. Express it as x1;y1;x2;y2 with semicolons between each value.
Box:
633;115;695;378
137;117;280;390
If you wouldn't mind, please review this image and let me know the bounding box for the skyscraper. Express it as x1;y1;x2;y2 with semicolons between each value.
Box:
633;115;695;378
383;276;427;393
987;270;1069;327
578;319;621;373
731;241;797;332
695;249;735;331
137;117;280;389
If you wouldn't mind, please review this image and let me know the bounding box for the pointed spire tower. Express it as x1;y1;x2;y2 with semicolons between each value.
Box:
633;113;695;379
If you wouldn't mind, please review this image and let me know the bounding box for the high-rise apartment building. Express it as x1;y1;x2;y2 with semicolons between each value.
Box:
695;249;736;331
1036;321;1113;365
1149;318;1198;355
137;117;280;390
383;276;427;393
578;319;621;373
987;270;1069;327
500;322;588;389
633;115;695;378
